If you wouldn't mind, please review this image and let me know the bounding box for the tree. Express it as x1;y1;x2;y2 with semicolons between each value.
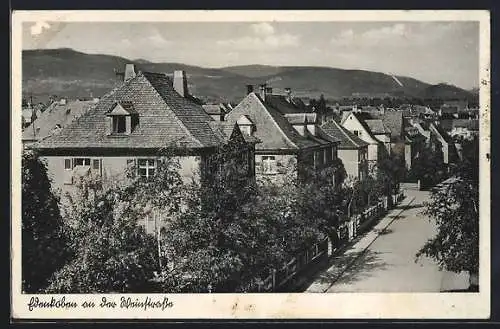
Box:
155;140;292;292
408;146;447;188
45;172;160;293
22;150;69;293
416;137;479;279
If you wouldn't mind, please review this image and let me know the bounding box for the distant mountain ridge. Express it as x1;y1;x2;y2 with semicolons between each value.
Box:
22;48;475;104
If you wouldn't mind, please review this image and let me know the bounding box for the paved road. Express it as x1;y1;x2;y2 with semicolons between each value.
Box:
323;189;469;293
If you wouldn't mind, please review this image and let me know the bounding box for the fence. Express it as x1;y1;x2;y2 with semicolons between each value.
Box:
251;238;329;292
247;194;404;292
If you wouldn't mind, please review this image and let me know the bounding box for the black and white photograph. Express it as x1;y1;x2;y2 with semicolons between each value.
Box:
11;10;490;319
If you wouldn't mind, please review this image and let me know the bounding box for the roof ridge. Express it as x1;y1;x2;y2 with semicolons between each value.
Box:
252;93;299;150
334;120;363;147
141;73;204;148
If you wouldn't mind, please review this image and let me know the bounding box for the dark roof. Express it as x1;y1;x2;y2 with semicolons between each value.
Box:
35;71;223;150
381;111;404;142
23;100;97;142
439;119;454;131
265;94;310;115
226;92;335;152
364;119;388;134
321;120;369;150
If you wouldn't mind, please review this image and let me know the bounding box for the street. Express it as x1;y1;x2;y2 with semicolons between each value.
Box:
307;189;470;293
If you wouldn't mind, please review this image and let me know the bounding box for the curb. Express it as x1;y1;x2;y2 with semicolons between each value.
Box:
306;195;417;293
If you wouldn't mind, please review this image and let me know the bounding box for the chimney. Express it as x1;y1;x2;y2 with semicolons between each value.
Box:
259;84;267;101
124;64;136;81
246;84;254;95
174;70;189;97
285;87;292;102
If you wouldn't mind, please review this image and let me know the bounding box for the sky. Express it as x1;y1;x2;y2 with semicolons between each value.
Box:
22;21;480;89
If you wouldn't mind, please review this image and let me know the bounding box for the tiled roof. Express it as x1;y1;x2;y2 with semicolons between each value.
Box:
321;120;369;150
265;94;310;115
381;111;404;142
23;100;97;142
208;121;260;144
226;92;329;152
202;104;226;115
364;119;388;135
35;71;222;150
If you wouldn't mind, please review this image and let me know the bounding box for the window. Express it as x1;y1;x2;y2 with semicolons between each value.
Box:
331;147;337;160
64;159;72;170
262;156;276;174
92;159;100;170
74;158;90;166
112;116;127;134
353;130;359;136
240;125;251;135
138;158;156;179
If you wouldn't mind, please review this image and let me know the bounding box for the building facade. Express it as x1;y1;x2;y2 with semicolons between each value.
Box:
32;66;257;199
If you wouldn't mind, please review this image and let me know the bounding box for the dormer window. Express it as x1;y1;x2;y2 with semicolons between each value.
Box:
113;116;127;133
236;115;255;136
106;101;138;136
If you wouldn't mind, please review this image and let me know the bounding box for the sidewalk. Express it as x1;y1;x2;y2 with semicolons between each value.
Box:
305;195;416;293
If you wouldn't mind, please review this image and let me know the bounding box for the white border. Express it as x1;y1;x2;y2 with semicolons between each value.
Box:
11;10;491;319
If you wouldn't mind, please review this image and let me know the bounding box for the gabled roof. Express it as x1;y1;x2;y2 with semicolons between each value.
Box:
265;94;311;115
321;120;369;150
208;121;260;144
364;119;388;135
35;71;223;150
226;92;329;152
23;100;97;142
343;112;379;142
106;101;138;115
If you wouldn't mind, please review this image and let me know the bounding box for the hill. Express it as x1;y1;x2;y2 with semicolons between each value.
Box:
22;48;474;104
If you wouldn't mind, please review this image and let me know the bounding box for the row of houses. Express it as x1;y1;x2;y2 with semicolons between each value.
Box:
22;64;477;199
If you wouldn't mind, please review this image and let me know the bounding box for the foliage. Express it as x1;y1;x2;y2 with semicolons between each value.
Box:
155;143;349;292
45;173;160;293
408;146;447;188
416;137;479;274
377;154;406;195
22;150;69;293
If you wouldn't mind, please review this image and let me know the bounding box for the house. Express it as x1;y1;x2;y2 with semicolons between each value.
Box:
22;99;98;148
439;100;468;119
202;103;232;121
449;119;479;140
340;111;386;168
32;64;257;198
364;119;391;154
379;111;426;170
225;84;341;184
321;120;369;180
415;121;457;164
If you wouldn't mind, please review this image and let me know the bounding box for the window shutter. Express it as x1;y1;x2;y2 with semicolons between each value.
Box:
125;116;132;134
106;116;112;135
